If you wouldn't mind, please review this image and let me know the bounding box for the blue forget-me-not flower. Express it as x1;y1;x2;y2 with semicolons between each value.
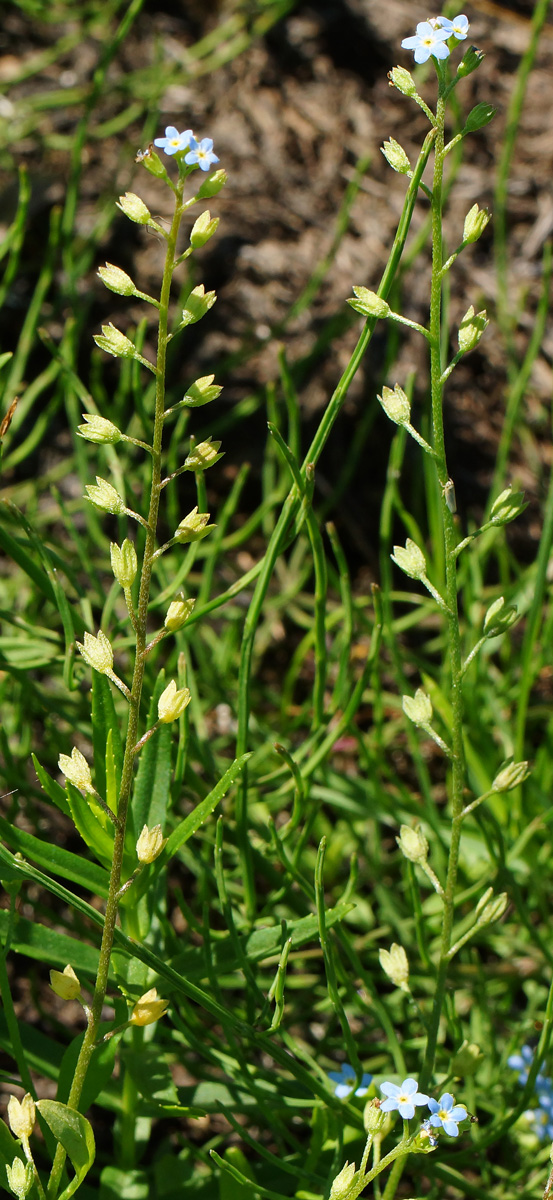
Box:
328;1063;373;1099
154;126;194;155
380;1078;429;1119
185;137;220;172
427;1093;468;1136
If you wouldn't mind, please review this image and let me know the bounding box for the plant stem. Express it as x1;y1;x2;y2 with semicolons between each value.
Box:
419;80;466;1095
46;180;185;1200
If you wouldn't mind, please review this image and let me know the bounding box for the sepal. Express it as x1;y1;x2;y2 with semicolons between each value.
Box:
78;414;122;445
181;284;217;326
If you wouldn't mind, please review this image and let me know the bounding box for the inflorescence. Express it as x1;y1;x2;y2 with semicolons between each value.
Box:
154;126;219;170
329;1070;468;1141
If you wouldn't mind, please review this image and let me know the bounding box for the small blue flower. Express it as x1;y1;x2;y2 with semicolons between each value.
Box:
328;1064;372;1100
380;1078;429;1119
436;13;470;40
401;21;450;64
185;137;220;172
427;1093;467;1137
153;127;194;156
524;1106;553;1142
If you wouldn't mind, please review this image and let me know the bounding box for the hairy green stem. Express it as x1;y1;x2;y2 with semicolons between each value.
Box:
47;179;185;1200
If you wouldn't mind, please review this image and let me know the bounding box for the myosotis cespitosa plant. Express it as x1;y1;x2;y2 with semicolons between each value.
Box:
1;8;550;1200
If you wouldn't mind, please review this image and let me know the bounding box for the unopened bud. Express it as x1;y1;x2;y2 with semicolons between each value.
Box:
181;284;217;326
379;943;409;990
182;374;222;408
111;539;138;588
50;964;81;1000
330;1161;357;1200
363;1098;386;1134
450;1040;483;1077
184;438;223;472
196;168;227;199
140;148;167;179
391;538;426;580
6;1158;34;1199
381;138;411;174
490;486;526;526
396;823;429;864
475;890;508;927
98;263;136;297
78;413;122;445
492;759;530;792
7;1094;35;1141
76;630;114;675
129;987;168;1027
463;102;496;133
174;507;215;543
58;747;94;794
117;191;153;224
136;823;167;864
157;679;191;724
378;384;411;425
483;596;518;636
347;287;391;319
456;45;485;78
463;204;491;245
388;66;418;97
190;210;220;248
402;689;433;727
85;476;126;515
93;323;140;361
458;305;488;354
164;596;195;631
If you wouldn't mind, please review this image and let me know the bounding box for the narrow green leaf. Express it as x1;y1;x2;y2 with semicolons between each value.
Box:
92;673;123;799
100;1166;149;1200
0;813;109;897
164;753;251;859
33;754;71;820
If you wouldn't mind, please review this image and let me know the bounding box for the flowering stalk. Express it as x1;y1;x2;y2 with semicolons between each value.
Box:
47;140;219;1199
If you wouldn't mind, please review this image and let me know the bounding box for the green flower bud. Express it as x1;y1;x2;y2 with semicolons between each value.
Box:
98;262;136;297
110;539;138;589
391;538;426;580
456;45;485;78
492;759;530;792
483;596;518;637
117;191;153;225
157;679;191;723
164;596;196;630
363;1099;386;1135
58;747;94;794
93;322;141;361
174;507;215;544
347;286;391;319
181;284;217;326
184;438;224;472
475;889;508;927
402;689;433;728
378;383;411;425
190;209;220;248
489;486;526;526
458;305;488;354
450;1040;483;1078
182;374;223;408
7;1094;35;1141
50;964;81;1000
388;66;418;97
85;476;126;515
381;137;411;175
330;1162;357;1200
76;629;114;675
396;823;429;864
140;147;168;179
6;1157;34;1200
196;168;227;199
379;943;409;990
77;413;122;445
129;987;168;1026
463;102;496;134
136;823;167;864
463;203;491;245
